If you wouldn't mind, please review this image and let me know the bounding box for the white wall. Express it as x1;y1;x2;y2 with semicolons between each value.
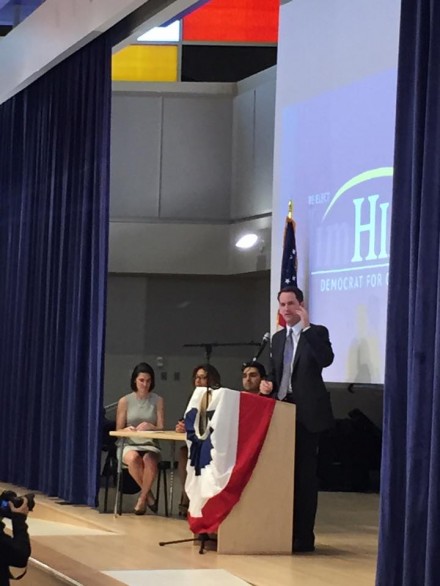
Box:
111;86;234;221
109;72;276;275
106;72;276;427
231;67;276;219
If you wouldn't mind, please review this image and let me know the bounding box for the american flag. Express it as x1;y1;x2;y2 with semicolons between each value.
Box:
278;216;297;327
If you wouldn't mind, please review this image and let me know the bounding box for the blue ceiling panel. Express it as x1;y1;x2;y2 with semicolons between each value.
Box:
0;0;45;29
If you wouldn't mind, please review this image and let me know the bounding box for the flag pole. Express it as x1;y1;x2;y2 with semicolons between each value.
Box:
277;201;298;328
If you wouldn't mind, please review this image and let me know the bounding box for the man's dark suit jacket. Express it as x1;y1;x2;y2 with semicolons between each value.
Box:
268;324;334;433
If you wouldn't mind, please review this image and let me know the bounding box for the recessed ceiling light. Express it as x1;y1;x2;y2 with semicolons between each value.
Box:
235;233;259;249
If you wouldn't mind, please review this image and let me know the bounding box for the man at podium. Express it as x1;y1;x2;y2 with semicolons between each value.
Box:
260;286;334;553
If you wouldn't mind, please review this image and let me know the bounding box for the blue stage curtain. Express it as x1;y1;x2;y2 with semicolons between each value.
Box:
377;1;440;584
0;35;111;506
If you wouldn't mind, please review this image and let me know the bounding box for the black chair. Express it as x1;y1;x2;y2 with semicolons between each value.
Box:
100;447;170;516
156;461;170;517
100;442;139;514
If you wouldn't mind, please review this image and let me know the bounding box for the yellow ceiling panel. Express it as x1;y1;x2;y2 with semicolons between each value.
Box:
112;45;178;82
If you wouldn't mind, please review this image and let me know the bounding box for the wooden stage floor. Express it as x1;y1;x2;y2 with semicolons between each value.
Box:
2;485;379;586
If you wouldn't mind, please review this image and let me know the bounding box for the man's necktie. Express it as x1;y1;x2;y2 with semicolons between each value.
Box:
278;329;293;401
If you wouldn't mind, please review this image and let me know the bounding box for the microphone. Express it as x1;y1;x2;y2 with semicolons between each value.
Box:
252;332;270;361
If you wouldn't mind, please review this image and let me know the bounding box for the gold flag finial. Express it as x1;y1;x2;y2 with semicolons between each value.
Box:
288;200;293;219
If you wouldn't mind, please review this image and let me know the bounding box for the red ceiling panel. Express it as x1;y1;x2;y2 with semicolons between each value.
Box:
183;0;279;44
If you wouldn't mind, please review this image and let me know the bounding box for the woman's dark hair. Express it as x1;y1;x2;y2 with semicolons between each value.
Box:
191;363;222;389
130;362;155;391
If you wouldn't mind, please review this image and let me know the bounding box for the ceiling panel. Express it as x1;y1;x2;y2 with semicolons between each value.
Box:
0;0;45;29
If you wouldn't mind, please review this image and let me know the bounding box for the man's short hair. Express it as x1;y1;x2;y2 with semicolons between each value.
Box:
277;286;304;303
241;361;266;379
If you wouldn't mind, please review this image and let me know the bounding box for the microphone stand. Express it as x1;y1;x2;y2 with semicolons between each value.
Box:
159;340;263;552
159;531;216;554
159;367;219;554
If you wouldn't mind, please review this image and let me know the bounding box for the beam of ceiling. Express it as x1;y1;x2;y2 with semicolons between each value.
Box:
0;0;202;105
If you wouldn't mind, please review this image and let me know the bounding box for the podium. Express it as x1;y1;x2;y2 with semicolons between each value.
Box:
217;400;295;554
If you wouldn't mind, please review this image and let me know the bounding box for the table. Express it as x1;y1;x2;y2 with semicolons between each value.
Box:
109;430;186;517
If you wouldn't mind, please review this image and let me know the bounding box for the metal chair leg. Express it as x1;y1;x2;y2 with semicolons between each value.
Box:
103;470;110;513
155;467;162;508
117;482;124;515
114;440;124;517
163;468;169;517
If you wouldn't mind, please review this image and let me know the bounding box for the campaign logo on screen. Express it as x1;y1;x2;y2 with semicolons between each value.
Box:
278;68;397;383
310;167;393;294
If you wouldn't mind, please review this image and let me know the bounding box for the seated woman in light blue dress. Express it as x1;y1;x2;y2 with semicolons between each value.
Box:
116;362;164;515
